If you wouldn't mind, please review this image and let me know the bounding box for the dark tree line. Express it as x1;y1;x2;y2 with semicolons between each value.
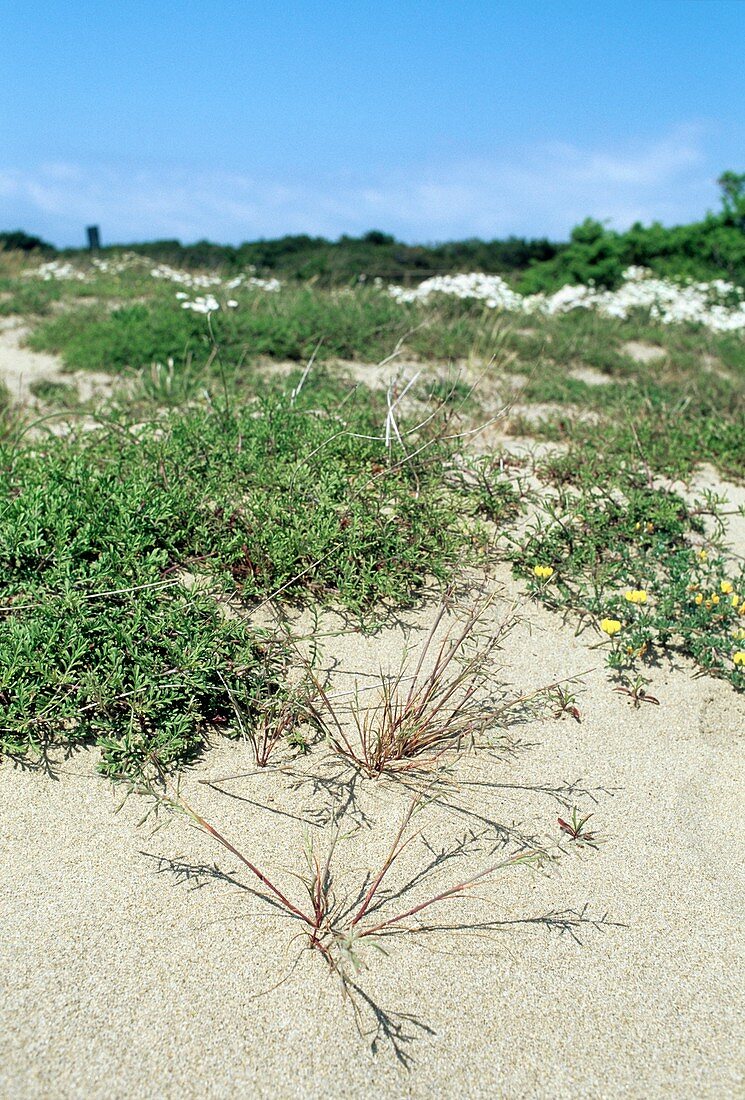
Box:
3;172;744;289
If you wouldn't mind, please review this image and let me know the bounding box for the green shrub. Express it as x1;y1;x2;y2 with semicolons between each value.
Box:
0;390;476;771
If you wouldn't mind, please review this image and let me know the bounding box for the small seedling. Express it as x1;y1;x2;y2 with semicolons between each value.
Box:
614;674;660;708
287;728;311;755
558;809;597;847
551;685;581;722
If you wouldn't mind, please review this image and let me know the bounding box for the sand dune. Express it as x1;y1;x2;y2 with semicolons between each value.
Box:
2;568;743;1099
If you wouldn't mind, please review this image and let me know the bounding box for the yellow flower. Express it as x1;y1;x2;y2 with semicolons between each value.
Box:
533;565;554;580
694;593;704;606
698;549;708;561
732;595;740;608
624;589;648;605
600;618;623;637
711;594;720;606
733;628;745;642
720;580;733;594
705;599;712;609
733;651;745;667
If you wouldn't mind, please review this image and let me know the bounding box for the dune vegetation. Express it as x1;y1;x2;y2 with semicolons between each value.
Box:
0;194;744;1078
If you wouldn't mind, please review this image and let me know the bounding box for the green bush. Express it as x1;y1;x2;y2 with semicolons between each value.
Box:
0;391;475;771
519;172;745;293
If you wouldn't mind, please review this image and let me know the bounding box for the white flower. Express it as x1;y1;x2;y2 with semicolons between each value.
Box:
387;266;745;331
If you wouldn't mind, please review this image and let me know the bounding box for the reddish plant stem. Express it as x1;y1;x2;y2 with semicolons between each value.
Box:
350;801;419;927
180;798;315;927
356;852;530;939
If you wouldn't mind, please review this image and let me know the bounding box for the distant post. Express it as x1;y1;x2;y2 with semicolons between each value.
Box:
86;225;101;251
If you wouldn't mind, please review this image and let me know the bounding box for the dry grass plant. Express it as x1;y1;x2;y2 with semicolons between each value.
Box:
303;589;557;778
217;671;314;768
133;772;544;982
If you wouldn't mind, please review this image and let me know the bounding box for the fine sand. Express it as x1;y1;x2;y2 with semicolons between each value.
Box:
0;319;114;407
1;338;744;1097
2;559;744;1099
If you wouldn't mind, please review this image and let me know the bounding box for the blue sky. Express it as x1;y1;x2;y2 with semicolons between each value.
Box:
2;0;743;246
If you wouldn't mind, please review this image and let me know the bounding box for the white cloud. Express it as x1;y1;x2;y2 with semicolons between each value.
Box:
0;126;718;245
545;125;704;186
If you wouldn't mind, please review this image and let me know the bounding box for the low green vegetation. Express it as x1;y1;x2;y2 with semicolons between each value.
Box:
515;475;745;691
20;290;745;486
500;312;745;689
28;378;78;405
0;277;64;318
0;380;484;772
1;215;744;776
25;289;511;372
1;580;284;777
503;311;745;481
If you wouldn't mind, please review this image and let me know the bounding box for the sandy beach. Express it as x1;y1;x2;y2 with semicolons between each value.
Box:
4;4;745;1094
2;562;743;1099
